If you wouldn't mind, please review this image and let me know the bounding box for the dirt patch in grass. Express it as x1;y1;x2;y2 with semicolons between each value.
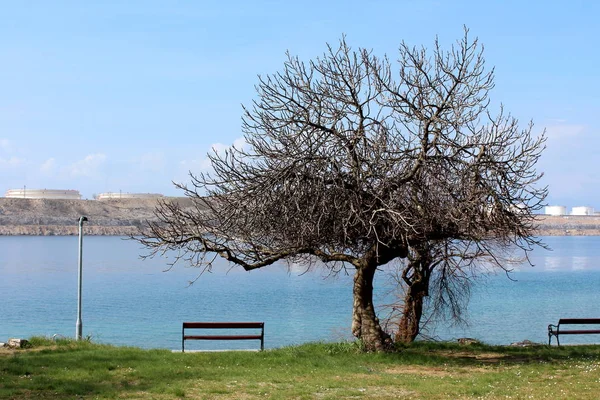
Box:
0;348;14;356
385;365;453;376
0;344;62;356
384;364;492;377
436;350;551;365
313;384;415;399
442;351;507;361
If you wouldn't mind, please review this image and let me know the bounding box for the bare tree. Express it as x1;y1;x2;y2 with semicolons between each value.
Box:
385;103;547;343
138;29;546;351
386;238;530;343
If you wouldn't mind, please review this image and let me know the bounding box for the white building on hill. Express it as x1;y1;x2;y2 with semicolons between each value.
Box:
4;188;82;200
571;206;595;216
96;192;164;200
545;205;567;216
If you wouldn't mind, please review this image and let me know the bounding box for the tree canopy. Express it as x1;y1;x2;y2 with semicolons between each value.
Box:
139;29;546;351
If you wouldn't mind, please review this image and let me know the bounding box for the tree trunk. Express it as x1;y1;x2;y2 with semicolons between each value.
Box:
395;282;426;343
351;264;390;351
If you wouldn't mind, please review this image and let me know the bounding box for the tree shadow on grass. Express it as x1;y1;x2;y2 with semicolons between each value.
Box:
391;342;600;367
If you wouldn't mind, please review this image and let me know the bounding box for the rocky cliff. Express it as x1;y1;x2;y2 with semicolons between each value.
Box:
0;198;192;236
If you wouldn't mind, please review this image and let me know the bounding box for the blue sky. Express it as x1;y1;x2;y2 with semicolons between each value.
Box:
1;1;598;208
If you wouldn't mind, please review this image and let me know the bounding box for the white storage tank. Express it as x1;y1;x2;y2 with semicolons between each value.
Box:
96;192;164;200
545;205;567;216
4;188;82;200
571;206;595;216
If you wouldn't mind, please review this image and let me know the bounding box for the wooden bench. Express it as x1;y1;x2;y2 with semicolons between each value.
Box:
182;322;264;352
548;318;600;345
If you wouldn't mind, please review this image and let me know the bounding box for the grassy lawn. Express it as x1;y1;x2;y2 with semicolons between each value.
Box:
1;338;600;399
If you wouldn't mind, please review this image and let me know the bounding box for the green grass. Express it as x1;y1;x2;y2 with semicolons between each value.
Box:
1;337;600;399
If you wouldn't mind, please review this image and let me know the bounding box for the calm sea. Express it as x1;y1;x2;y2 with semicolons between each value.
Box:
1;236;600;350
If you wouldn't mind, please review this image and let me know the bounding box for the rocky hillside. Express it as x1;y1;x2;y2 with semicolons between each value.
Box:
0;198;192;236
0;198;599;236
535;215;600;236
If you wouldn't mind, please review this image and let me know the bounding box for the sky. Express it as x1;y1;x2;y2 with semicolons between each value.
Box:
0;1;598;207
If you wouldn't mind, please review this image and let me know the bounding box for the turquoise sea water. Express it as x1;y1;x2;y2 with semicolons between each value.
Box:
1;236;600;349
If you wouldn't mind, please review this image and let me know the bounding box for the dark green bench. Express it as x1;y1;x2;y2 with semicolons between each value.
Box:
548;318;600;345
182;322;264;352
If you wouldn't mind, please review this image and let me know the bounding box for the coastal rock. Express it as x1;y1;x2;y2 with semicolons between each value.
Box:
510;340;541;347
7;338;28;348
457;337;480;345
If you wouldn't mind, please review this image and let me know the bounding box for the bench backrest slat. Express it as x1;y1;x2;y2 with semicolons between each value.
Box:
183;322;264;329
558;318;600;325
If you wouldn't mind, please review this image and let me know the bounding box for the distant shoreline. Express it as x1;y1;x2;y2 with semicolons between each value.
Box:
1;198;600;236
534;215;600;236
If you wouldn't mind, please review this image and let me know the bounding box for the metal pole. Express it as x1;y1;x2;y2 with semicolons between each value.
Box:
76;216;88;340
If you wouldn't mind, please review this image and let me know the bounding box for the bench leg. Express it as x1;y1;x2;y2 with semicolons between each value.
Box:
548;333;561;346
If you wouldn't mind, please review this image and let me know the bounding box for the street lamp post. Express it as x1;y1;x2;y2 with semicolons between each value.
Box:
76;216;88;340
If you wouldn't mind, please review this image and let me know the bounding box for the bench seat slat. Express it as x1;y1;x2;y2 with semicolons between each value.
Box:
553;330;600;335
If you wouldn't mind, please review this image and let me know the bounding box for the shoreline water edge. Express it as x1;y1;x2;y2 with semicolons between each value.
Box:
1;198;599;236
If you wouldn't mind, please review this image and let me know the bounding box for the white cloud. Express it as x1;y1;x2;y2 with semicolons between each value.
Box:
0;138;11;152
233;137;247;148
40;158;56;174
544;124;586;141
65;153;107;177
136;152;166;172
176;159;207;186
538;123;589;169
209;142;229;155
175;137;248;187
537;121;600;205
0;139;25;169
0;156;24;168
180;137;248;175
179;158;205;170
543;172;600;203
209;137;248;157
